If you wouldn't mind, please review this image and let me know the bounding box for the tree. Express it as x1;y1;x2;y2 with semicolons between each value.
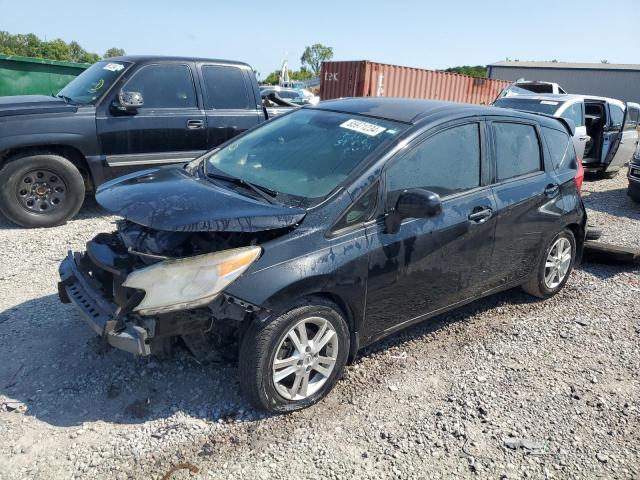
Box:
0;30;122;64
442;65;487;78
104;47;125;59
300;44;333;76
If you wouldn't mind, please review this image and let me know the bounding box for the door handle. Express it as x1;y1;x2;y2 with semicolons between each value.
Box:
186;119;204;129
468;207;493;224
544;183;560;196
579;136;588;141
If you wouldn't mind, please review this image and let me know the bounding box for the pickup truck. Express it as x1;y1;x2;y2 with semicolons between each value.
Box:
0;55;289;228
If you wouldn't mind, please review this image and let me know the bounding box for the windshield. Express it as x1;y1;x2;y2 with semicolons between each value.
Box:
494;98;564;115
57;60;131;105
205;109;406;199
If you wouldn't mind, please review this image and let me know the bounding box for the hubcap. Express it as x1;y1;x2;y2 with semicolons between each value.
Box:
544;237;572;289
16;169;67;214
272;317;338;401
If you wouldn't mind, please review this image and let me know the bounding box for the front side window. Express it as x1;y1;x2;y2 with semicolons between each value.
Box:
57;60;131;105
386;123;481;207
202;65;252;109
624;107;638;131
560;102;584;128
493;122;542;181
124;64;196;109
542;127;576;171
205;109;405;200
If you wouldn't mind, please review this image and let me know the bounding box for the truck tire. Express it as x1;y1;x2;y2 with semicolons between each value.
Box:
522;229;576;299
0;153;85;228
239;298;349;413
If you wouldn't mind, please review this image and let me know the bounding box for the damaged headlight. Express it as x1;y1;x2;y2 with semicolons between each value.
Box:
123;246;262;316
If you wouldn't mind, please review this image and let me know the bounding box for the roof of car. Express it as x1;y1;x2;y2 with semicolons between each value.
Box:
105;55;252;69
496;93;632;108
313;97;567;128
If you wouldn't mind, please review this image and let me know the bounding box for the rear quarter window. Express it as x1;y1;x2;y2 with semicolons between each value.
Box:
542;127;577;171
493;122;542;181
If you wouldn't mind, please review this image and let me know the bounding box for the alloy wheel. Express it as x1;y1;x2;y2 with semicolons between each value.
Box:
544;237;572;289
272;317;338;401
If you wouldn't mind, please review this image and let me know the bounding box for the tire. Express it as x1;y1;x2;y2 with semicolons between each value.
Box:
0;153;85;228
522;229;577;299
239;298;349;413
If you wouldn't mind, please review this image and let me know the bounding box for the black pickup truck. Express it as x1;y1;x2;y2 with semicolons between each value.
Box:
0;55;287;228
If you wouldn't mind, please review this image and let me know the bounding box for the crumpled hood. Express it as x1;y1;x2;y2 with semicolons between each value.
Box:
96;166;307;232
0;95;78;117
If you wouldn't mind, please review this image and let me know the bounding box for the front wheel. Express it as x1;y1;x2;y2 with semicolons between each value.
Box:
522;229;576;299
239;299;349;413
0;153;85;228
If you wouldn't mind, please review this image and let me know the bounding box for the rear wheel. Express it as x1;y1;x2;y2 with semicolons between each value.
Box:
0;153;85;228
239;299;349;413
522;229;576;299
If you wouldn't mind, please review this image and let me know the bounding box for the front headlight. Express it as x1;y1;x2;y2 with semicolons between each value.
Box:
123;246;261;316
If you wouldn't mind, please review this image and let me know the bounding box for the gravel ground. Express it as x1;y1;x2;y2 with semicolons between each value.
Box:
0;174;638;480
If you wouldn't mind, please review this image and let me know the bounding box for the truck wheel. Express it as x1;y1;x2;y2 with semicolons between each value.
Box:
0;153;85;228
522;229;576;299
239;299;349;413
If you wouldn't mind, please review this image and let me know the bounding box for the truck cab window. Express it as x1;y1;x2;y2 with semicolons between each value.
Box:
124;64;196;109
202;65;252;110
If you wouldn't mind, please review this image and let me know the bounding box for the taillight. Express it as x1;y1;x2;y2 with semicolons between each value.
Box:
575;160;584;193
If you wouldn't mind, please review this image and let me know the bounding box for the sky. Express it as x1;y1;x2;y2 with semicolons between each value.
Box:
1;0;639;79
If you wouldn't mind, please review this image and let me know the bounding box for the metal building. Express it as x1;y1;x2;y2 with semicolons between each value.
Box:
488;61;640;104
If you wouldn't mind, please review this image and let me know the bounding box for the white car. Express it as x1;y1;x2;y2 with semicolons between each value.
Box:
498;80;567;98
494;94;640;178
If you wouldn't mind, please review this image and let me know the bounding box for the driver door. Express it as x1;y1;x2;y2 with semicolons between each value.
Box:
96;62;208;180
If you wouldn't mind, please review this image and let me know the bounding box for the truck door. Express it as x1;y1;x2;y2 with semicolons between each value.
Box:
604;102;637;172
199;64;266;148
96;62;208;179
559;101;588;160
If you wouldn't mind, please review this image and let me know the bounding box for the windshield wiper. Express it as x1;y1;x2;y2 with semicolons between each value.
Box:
206;170;278;205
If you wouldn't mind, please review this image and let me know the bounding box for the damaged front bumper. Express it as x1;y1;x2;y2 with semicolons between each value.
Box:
58;252;151;356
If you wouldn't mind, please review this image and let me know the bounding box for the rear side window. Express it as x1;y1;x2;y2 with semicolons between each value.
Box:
560;103;584;128
124;64;196;109
202;65;252;109
493;122;542;181
543;127;576;171
386;123;481;205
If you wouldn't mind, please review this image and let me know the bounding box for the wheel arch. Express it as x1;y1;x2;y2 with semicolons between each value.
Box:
0;145;94;191
565;221;586;265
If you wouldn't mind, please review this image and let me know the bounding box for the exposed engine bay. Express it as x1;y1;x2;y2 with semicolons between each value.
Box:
59;220;290;361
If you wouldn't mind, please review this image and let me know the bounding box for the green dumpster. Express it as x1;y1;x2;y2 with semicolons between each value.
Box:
0;54;89;97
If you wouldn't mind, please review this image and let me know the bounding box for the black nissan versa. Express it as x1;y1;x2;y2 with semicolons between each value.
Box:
58;98;586;412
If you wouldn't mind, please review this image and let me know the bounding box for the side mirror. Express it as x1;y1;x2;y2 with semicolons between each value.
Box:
385;189;442;234
113;91;143;113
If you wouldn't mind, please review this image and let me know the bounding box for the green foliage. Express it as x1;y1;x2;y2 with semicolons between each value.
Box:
0;31;122;64
300;44;334;76
261;67;314;85
103;47;126;59
442;65;488;78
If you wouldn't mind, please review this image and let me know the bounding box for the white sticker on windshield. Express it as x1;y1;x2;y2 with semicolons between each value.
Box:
340;119;386;136
540;100;559;105
103;63;125;72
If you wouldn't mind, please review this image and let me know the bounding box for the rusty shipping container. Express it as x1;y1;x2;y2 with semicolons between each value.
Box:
320;60;510;105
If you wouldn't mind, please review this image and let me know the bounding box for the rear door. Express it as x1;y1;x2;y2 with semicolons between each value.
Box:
363;120;497;341
485;119;564;290
96;62;208;177
607;102;639;170
199;64;265;148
